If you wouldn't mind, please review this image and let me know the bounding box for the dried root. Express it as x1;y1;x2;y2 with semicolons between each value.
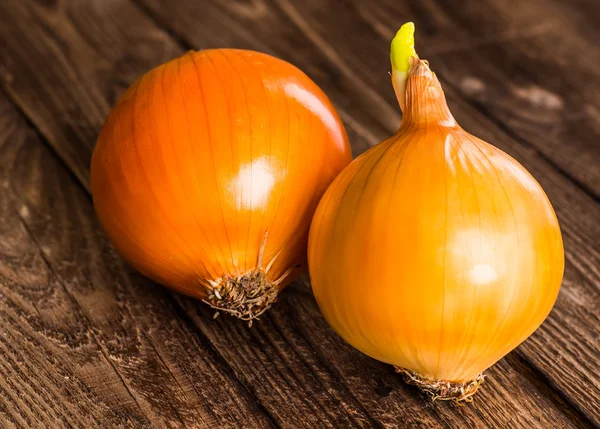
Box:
203;269;279;325
395;367;485;404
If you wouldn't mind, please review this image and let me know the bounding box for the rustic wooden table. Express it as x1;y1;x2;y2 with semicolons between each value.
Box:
1;0;599;427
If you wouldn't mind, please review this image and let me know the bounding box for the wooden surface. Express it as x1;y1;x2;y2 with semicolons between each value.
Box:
0;0;598;427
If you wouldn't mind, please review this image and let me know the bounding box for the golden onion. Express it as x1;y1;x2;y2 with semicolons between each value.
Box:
308;23;564;401
92;49;351;322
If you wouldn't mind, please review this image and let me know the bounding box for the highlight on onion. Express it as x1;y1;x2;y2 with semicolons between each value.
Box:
91;49;352;322
308;23;564;402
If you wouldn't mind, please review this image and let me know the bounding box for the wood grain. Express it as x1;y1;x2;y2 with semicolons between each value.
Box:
0;103;152;428
0;0;598;427
0;96;272;427
0;96;152;428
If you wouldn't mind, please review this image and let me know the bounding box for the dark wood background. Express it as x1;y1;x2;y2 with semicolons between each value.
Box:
1;0;599;427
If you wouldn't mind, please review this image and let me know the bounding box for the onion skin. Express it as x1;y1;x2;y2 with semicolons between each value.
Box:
308;25;564;401
91;49;351;319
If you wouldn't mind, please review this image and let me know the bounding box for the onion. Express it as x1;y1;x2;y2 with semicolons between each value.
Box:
91;49;351;322
308;23;564;401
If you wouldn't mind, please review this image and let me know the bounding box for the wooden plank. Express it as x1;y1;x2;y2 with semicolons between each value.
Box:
0;97;272;427
0;0;592;427
0;108;155;428
0;96;151;428
120;0;600;425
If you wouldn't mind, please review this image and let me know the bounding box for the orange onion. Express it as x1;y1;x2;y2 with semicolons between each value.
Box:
308;23;564;401
91;49;351;321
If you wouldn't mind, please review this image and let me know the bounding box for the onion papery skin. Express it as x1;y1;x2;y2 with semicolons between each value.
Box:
308;56;564;399
91;49;351;320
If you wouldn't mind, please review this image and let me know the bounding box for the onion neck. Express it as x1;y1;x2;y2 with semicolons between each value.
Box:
399;58;457;129
390;22;457;130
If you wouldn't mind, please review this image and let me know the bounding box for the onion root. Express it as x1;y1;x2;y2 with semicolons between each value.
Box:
203;269;279;325
395;367;485;404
